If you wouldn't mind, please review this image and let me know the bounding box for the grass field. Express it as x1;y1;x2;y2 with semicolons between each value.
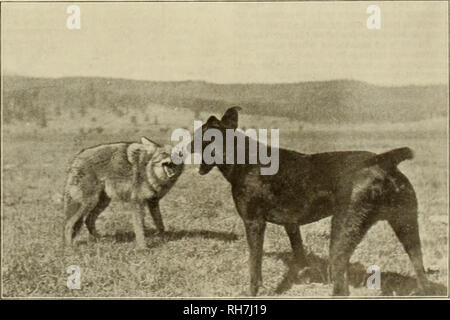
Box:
1;110;448;297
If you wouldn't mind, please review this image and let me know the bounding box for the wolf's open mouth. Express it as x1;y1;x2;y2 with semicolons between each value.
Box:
162;162;177;178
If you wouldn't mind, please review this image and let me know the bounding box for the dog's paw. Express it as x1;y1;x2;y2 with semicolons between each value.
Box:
156;231;167;241
236;285;264;297
236;289;250;297
256;285;270;297
236;289;260;297
409;282;434;296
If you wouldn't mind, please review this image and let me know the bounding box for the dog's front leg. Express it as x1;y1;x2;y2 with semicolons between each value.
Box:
147;199;165;235
132;202;147;250
243;219;266;296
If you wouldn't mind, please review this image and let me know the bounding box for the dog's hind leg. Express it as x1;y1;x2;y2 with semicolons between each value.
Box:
385;182;428;294
329;201;375;296
85;191;111;241
284;224;308;277
380;170;429;294
388;212;428;294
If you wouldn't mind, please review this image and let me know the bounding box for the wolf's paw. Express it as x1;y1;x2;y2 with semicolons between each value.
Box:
135;247;149;254
88;233;101;243
134;242;149;252
296;266;324;284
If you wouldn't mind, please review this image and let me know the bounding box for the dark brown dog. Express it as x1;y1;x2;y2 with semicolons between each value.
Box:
191;106;428;296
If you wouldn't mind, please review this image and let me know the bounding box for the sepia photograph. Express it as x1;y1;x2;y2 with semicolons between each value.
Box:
1;1;448;299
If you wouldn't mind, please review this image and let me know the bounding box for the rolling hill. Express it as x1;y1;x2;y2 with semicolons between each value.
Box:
2;75;447;125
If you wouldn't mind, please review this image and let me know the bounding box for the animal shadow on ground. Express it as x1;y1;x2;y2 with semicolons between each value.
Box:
267;251;447;296
101;228;239;247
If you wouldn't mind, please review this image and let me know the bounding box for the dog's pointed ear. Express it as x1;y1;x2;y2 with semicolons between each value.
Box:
221;106;241;129
206;115;221;127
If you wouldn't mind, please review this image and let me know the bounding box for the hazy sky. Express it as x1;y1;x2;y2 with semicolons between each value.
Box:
2;2;448;85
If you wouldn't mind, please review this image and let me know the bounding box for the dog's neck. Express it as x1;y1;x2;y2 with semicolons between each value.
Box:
215;163;237;184
214;133;255;184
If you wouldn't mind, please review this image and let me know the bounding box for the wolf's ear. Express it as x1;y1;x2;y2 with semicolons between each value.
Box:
221;106;241;129
127;143;146;165
141;137;160;153
127;138;159;164
141;137;159;147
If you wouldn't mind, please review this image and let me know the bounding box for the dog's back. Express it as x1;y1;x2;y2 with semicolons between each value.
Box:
232;146;413;225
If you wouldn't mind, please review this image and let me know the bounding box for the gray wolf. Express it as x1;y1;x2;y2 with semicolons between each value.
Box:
63;137;183;249
191;106;428;296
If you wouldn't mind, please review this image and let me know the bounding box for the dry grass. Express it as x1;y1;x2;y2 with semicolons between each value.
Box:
1;113;447;297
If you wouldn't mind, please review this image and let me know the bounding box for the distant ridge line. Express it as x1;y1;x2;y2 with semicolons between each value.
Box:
3;75;447;125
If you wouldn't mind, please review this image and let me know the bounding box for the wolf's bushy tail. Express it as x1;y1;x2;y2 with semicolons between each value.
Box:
364;147;414;171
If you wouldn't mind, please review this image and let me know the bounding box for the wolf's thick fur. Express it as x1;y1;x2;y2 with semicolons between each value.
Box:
192;107;428;296
63;137;183;249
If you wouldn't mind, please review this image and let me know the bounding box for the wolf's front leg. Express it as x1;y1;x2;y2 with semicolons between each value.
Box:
132;203;147;249
147;199;165;235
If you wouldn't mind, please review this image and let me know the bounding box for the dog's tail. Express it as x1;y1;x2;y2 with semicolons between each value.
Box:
364;147;414;171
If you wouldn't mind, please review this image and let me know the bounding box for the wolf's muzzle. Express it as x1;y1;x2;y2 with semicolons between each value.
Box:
162;161;179;178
